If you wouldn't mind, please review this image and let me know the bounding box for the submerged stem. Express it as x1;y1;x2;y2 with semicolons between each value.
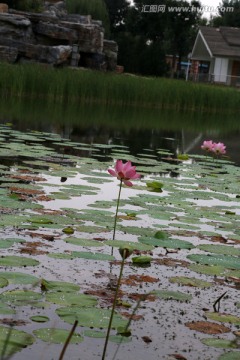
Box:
102;252;126;360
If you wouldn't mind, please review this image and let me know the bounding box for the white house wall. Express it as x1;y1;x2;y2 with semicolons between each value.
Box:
214;57;228;82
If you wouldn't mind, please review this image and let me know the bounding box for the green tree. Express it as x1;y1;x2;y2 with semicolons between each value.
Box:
211;0;240;27
103;0;129;34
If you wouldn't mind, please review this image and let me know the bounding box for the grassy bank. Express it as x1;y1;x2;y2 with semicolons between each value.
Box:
1;62;240;114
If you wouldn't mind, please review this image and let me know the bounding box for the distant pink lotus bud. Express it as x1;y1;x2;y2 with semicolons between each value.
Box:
108;160;141;187
212;142;226;155
201;140;214;152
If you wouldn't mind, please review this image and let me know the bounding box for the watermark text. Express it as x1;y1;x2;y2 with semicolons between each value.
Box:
141;4;234;14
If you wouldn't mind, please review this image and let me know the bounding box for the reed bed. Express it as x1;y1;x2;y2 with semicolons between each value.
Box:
1;62;240;114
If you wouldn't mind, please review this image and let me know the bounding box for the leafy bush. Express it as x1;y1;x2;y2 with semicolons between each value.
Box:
65;0;110;36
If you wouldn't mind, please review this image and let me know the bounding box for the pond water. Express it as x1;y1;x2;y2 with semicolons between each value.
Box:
0;101;239;360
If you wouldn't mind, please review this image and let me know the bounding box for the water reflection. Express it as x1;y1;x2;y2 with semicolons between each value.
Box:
0;98;239;165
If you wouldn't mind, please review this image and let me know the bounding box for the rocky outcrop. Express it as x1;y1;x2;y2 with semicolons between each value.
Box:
0;2;118;69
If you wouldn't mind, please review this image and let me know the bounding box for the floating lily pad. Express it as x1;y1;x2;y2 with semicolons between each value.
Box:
188;264;226;276
132;256;152;264
83;330;106;338
198;244;240;257
169;276;212;288
72;251;115;261
41;279;80;292
0;325;35;357
104;240;153;251
33;328;83;344
109;335;132;343
139;236;194;249
65;237;104;247
218;352;240;359
0;256;39;267
56;307;128;329
205;312;240;325
0;272;39;285
30;316;49;323
0;303;16;315
185;321;230;334
187;254;240;270
152;290;192;302
46;292;97;306
0;290;43;306
201;338;238;349
0;277;8;288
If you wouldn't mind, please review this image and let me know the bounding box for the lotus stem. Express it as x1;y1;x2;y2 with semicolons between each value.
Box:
58;320;78;360
112;179;122;241
102;250;126;360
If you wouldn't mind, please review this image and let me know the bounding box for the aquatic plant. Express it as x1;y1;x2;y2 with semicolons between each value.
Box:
102;160;140;359
108;160;141;240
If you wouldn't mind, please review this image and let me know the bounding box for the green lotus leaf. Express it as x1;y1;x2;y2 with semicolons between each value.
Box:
0;256;39;267
0;277;8;288
198;244;240;257
72;251;115;261
46;292;97;306
56;307;128;329
41;279;80;292
0;290;43;306
109;335;132;343
132;256;152;264
0;303;16;315
218;352;240;360
169;276;212;288
188;264;226;276
30;316;49;323
152;290;192;302
205;312;240;325
139;236;194;249
33;328;83;344
187;254;240;270
0;325;35;357
201;338;238;349
83;330;106;338
0;272;39;285
28;217;53;224
104;240;153;251
62;227;75;234
65;237;104;247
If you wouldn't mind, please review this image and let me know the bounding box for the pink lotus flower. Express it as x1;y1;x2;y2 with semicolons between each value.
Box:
108;160;141;187
212;142;226;155
201;140;215;152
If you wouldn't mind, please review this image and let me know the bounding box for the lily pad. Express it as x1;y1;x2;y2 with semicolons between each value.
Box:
0;325;35;357
0;256;39;267
205;312;240;325
0;271;39;285
30;316;49;323
46;292;97;306
104;240;153;251
57;307;128;329
0;290;43;306
188;264;226;276
198;244;240;257
201;338;238;349
0;277;8;288
41;279;80;292
187;254;240;270
139;236;194;249
152;290;192;302
72;251;115;261
33;328;83;344
65;237;104;247
218;352;240;359
169;276;212;288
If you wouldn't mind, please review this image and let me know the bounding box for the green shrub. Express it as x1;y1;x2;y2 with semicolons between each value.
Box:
65;0;110;36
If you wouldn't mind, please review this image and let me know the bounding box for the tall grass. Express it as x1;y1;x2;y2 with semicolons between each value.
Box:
1;62;240;115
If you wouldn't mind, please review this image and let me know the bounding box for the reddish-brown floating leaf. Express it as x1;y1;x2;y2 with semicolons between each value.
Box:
168;355;187;360
120;312;143;321
209;236;227;244
155;258;190;267
142;336;152;343
185;321;230;334
25;232;57;241
19;241;51;255
9;174;47;182
128;293;156;302
0;318;29;326
9;187;44;196
121;274;159;286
